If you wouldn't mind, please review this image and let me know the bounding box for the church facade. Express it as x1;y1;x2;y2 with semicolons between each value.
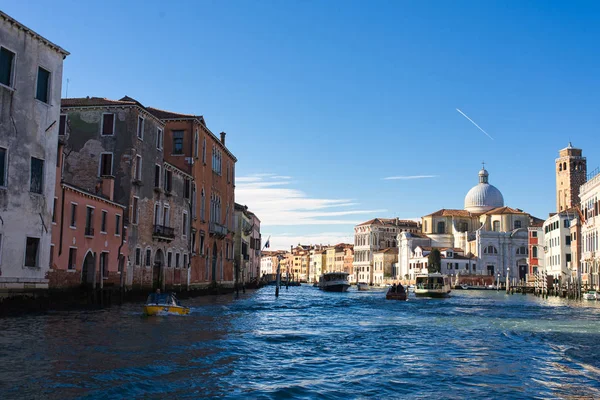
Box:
398;167;539;284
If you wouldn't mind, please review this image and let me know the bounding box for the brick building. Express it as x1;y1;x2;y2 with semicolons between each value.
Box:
60;97;189;291
146;106;237;287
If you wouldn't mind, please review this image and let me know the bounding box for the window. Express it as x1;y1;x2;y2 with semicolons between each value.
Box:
194;130;199;158
199;233;205;255
137;116;144;139
100;252;109;278
132;197;139;224
36;67;50;103
437;221;445;234
59;115;67;136
484;245;498;254
566;254;572;263
102;114;115;135
564;219;570;228
25;237;40;267
176;253;180;268
30;157;44;194
183;212;188;237
191;232;197;254
101;211;107;233
184;178;190;199
514;220;522;229
52;198;57;223
212;146;222;174
532;231;537;238
202;138;206;164
134;155;142;181
167;251;172;268
0;47;16;87
154;203;160;225
85;207;94;236
68;248;77;270
0;147;6;187
145;249;151;267
115;214;121;235
49;245;54;267
163;169;172;193
163;204;170;226
154;164;161;188
184;254;188;268
493;221;500;232
200;188;206;220
156;128;163;150
135;248;141;265
532;247;538;258
191;183;197;219
100;153;113;176
566;235;571;245
70;203;77;227
173;131;184;154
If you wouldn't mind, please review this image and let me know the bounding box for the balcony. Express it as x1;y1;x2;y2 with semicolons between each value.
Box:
85;226;94;237
209;222;228;238
153;224;175;241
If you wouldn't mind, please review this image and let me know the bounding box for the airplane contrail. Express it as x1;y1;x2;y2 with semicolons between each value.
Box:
456;108;494;140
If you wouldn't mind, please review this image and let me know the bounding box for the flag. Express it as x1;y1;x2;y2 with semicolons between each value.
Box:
264;238;270;248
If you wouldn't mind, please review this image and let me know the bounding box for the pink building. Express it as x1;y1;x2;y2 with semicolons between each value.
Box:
49;142;128;289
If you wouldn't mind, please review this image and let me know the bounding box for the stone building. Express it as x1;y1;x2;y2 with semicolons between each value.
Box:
527;223;544;276
50;141;128;289
353;218;420;284
372;248;397;285
234;203;252;287
0;12;69;293
579;170;600;289
146;106;236;287
248;211;261;281
60;97;189;291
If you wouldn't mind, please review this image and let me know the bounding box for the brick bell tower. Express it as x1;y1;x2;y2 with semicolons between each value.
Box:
556;142;586;213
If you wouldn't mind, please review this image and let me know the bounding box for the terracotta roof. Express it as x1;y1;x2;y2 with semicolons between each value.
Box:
356;218;419;227
441;247;464;253
146;106;205;123
375;248;397;254
484;206;528;215
424;209;478;218
62;97;137;107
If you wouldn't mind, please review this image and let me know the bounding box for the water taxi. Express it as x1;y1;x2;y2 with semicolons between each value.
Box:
318;272;350;292
143;292;190;315
357;282;369;291
414;273;451;298
583;290;598;300
386;284;408;301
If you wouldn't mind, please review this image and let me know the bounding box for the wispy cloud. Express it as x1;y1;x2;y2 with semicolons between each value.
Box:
456;108;495;140
235;174;386;226
382;175;438;180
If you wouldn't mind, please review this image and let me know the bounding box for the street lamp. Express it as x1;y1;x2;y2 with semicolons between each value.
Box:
497;273;500;291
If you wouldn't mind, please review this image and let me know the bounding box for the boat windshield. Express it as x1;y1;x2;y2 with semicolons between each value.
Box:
415;276;446;290
146;293;180;306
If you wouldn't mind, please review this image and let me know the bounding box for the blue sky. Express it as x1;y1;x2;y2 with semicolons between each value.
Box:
5;1;599;250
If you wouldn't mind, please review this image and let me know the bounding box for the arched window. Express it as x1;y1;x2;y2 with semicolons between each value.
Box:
200;188;205;221
563;162;567;171
437;221;445;234
559;163;563;171
484;245;498;254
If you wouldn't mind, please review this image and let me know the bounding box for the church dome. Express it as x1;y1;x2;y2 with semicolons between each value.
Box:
464;167;504;213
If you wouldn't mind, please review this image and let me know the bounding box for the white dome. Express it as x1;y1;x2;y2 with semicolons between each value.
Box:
464;168;504;213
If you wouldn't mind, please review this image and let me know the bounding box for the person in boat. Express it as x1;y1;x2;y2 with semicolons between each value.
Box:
397;283;405;294
390;283;397;293
150;288;161;304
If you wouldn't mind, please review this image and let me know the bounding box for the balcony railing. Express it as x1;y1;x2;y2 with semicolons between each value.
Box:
153;224;175;240
85;226;94;236
209;222;228;237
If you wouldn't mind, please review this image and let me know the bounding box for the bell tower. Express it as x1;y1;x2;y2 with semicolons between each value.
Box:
556;142;586;212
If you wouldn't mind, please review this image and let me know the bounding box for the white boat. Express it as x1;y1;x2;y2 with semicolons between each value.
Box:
583;290;598;300
357;282;369;291
319;272;350;292
414;273;451;298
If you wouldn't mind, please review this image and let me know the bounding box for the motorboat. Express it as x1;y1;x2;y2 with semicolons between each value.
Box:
386;284;408;301
318;272;350;292
357;282;369;291
414;273;451;298
460;284;469;290
583;290;598;300
143;292;190;315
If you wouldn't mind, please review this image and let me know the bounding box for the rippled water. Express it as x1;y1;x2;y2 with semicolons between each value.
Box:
1;286;600;399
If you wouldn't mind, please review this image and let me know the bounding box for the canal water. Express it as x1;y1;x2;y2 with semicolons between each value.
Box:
1;286;600;399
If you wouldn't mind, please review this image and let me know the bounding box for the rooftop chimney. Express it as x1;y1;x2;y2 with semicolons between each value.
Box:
220;131;226;145
100;176;115;201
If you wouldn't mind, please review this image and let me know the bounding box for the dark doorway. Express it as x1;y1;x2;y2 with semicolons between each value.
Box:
487;265;495;276
81;251;95;288
518;264;527;281
154;249;164;289
212;242;218;282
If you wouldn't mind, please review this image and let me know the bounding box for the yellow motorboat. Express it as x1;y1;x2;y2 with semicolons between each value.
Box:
143;292;190;316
